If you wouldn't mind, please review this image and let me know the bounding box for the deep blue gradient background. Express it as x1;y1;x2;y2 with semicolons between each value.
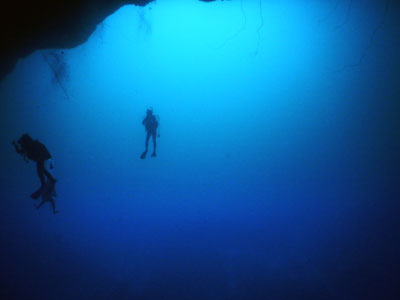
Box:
1;0;399;299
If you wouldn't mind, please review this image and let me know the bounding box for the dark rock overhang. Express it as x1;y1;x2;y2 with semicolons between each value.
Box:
0;0;217;81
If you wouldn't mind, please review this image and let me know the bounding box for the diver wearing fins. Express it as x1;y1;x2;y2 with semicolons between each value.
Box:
141;108;159;159
13;133;57;201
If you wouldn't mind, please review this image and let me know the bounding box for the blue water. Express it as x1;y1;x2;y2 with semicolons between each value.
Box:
1;0;399;299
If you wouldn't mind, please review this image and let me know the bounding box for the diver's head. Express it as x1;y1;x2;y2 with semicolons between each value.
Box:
146;108;153;116
18;133;33;147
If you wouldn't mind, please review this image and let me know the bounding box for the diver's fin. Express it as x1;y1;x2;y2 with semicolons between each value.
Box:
30;189;42;200
151;152;156;157
140;151;147;159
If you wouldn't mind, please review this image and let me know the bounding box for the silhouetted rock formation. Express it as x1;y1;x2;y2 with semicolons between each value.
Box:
0;0;216;81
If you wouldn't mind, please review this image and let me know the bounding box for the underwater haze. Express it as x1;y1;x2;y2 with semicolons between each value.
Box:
1;0;399;299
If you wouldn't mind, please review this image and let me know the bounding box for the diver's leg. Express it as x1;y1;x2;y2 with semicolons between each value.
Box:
141;132;151;159
151;132;157;157
43;166;57;196
43;168;56;182
36;161;46;186
47;176;57;197
52;183;57;197
145;132;151;152
31;162;45;199
50;199;59;214
35;199;45;209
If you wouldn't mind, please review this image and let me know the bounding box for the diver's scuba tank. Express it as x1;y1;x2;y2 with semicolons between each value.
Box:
156;115;160;138
49;158;54;170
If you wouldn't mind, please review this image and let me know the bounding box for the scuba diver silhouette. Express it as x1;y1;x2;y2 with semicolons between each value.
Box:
141;108;159;159
13;134;58;206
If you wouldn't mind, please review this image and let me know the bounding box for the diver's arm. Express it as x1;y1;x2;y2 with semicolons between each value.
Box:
13;141;29;161
12;141;24;154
